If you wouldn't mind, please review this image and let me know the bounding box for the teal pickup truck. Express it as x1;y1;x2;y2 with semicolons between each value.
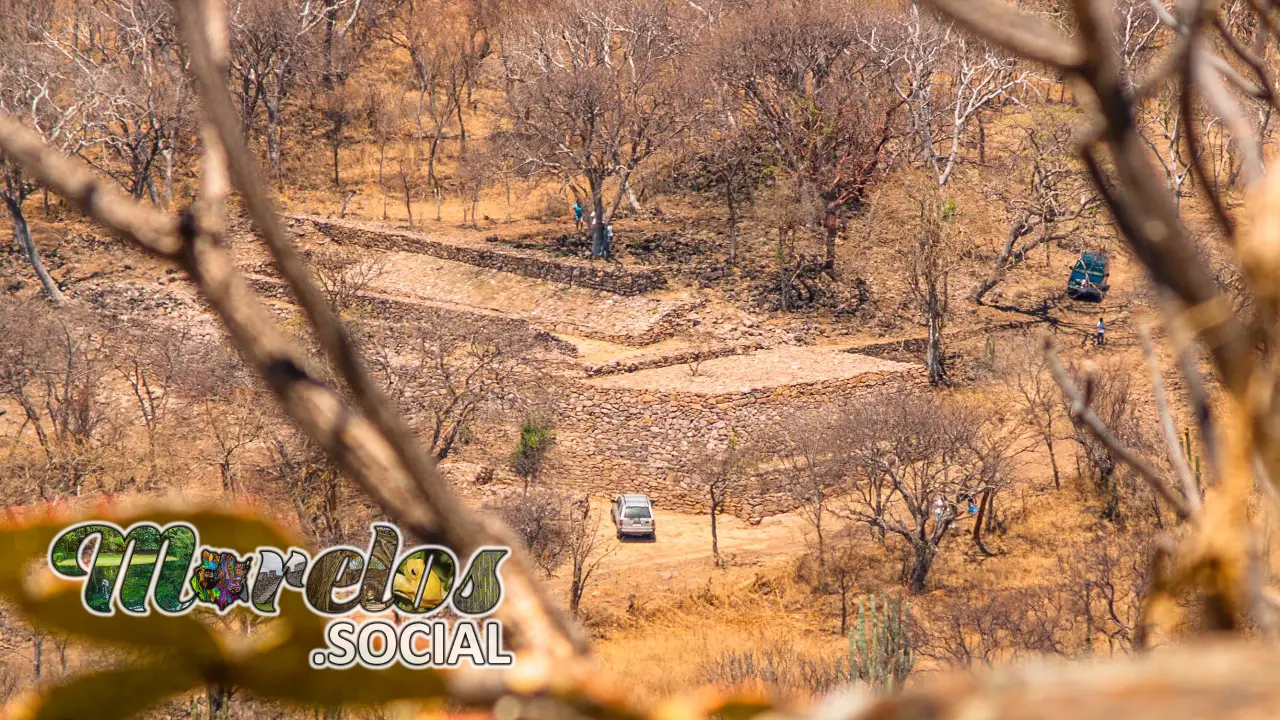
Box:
1067;251;1109;301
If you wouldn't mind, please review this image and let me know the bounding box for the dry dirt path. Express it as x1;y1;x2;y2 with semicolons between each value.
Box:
546;500;814;603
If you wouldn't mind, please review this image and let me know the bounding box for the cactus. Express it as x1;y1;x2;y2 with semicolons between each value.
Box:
849;592;914;694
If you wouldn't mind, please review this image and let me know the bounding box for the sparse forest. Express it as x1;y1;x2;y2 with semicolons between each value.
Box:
3;0;1280;716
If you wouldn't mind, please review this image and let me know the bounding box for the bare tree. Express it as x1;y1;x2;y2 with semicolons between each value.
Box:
202;389;265;494
501;0;702;257
1059;357;1168;526
55;0;195;205
364;88;400;220
839;395;996;592
715;0;899;271
267;429;359;546
111;320;195;481
769;407;845;583
311;0;391;189
903;186;955;386
1060;533;1154;656
860;0;1029;187
0;297;114;498
367;311;542;461
1006;335;1066;490
694;121;762;265
566;506;614;617
491;486;570;578
683;440;748;568
384;0;471;198
454;148;495;228
969;116;1103;304
306;246;388;316
0;2;90;304
228;0;328;182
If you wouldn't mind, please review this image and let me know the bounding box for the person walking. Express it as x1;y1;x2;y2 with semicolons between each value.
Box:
573;202;583;230
1096;316;1106;346
933;496;946;524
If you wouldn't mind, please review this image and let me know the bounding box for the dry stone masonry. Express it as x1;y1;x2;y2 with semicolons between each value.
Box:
553;347;927;522
286;214;668;296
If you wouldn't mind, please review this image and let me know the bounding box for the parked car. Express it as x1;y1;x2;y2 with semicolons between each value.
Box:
611;494;656;540
1066;251;1110;301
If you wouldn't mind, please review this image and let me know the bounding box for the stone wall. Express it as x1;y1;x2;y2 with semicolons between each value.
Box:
244;270;688;347
244;275;582;357
582;340;766;377
553;366;928;522
286;214;668;296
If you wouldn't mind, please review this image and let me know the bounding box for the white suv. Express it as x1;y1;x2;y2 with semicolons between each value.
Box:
611;494;656;540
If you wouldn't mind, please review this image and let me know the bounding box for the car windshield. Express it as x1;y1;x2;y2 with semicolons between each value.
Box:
624;506;651;519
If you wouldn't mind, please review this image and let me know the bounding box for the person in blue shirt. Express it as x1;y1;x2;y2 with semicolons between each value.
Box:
573;202;584;230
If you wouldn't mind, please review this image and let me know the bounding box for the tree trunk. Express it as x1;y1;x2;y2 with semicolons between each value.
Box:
266;101;284;185
332;140;341;188
403;179;414;229
427;136;440;188
908;543;934;593
624;178;641;214
163;148;174;208
823;208;839;272
925;301;946;385
710;496;721;568
456;102;467;156
978;117;986;164
972;488;994;556
379;147;388;219
1046;427;1061;490
570;567;584;617
814;500;826;590
32;633;43;681
590;178;609;258
971;221;1027;303
146;175;161;207
7;198;64;305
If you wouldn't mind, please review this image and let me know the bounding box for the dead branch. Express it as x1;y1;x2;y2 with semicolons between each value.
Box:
1139;326;1201;512
1041;336;1191;520
0;0;584;664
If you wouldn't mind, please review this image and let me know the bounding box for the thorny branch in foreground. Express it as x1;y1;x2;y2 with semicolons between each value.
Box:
928;0;1280;636
0;0;583;677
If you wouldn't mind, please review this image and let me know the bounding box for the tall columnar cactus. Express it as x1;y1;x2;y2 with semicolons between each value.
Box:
849;592;914;694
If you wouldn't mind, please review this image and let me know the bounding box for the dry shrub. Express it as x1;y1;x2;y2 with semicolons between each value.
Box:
304;246;387;316
488;487;571;577
698;645;850;699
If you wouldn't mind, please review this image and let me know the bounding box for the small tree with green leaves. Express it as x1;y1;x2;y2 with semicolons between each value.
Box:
511;419;555;493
